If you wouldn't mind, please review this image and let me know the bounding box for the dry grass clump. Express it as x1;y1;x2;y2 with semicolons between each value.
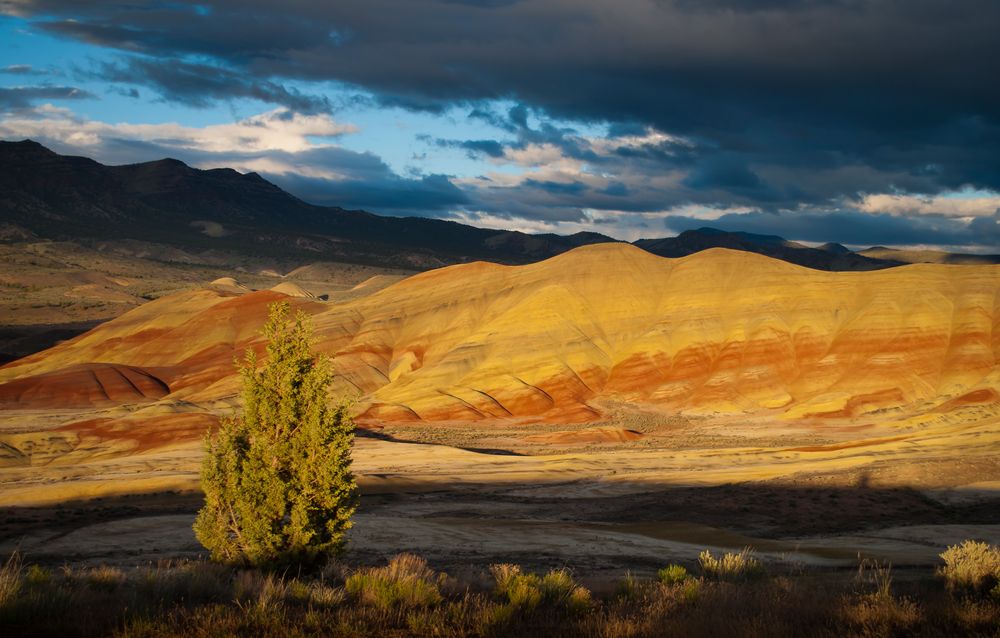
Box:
843;560;920;636
24;564;52;587
2;550;1000;637
491;564;591;615
0;552;23;608
614;571;645;602
86;565;127;591
938;539;1000;595
657;564;690;585
698;547;764;581
345;553;444;610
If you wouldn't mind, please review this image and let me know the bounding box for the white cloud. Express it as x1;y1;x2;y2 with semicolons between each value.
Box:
589;127;689;154
0;105;356;156
858;191;1000;218
451;205;753;242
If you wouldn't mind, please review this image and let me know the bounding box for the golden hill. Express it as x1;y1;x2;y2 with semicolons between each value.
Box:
3;243;1000;424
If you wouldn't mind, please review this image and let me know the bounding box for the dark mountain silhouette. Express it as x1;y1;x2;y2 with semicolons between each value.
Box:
858;246;1000;266
0;140;614;268
7;140;989;273
635;227;901;271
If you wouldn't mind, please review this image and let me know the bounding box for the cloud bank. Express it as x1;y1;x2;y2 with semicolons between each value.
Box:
2;0;998;247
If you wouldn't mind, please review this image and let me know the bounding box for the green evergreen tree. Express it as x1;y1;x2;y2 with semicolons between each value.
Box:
194;302;358;567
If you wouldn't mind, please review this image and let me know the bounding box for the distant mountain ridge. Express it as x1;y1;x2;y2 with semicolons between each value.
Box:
2;140;992;272
0;140;614;269
859;246;1000;266
635;227;901;271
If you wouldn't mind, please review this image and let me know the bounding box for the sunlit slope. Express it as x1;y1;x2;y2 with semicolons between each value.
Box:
3;244;1000;423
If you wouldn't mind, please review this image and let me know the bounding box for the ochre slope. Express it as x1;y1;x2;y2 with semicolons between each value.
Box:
0;363;169;409
3;244;1000;423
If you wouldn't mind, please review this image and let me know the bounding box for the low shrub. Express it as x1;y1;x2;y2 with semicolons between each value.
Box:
85;566;126;592
855;558;894;601
679;578;701;603
24;565;51;588
0;550;998;637
345;554;443;610
939;539;1000;594
845;558;921;635
541;569;591;613
233;569;287;619
491;563;542;612
308;582;346;608
657;564;689;585
491;564;592;615
615;572;644;601
698;548;763;581
844;589;920;635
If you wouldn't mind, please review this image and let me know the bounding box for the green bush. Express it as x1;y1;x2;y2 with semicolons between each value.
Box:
24;565;51;588
346;554;444;610
193;302;358;568
490;564;591;614
939;539;1000;594
680;578;701;603
658;564;689;585
492;564;542;612
698;548;764;581
615;571;644;601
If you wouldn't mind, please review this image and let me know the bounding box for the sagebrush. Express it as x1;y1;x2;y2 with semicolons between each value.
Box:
698;547;764;581
938;539;1000;594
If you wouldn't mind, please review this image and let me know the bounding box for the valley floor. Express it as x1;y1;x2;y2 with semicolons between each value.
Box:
3;406;999;578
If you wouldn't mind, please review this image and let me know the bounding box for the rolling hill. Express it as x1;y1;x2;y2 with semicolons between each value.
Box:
4;243;1000;425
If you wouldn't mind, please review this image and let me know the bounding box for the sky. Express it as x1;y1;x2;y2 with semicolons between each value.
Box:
1;0;999;250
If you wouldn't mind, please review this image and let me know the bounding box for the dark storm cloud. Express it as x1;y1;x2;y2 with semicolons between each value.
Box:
966;212;1000;245
429;137;506;158
91;58;331;113
0;85;94;109
6;0;999;242
273;172;469;214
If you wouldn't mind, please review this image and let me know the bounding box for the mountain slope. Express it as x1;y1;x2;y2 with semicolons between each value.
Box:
859;246;1000;266
0;139;614;268
5;244;1000;425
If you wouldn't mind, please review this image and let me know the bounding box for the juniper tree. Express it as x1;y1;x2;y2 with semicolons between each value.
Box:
194;302;358;567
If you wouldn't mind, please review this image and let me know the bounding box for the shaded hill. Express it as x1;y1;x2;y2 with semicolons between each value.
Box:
0;139;614;268
635;228;901;271
859;246;1000;266
6;244;1000;425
